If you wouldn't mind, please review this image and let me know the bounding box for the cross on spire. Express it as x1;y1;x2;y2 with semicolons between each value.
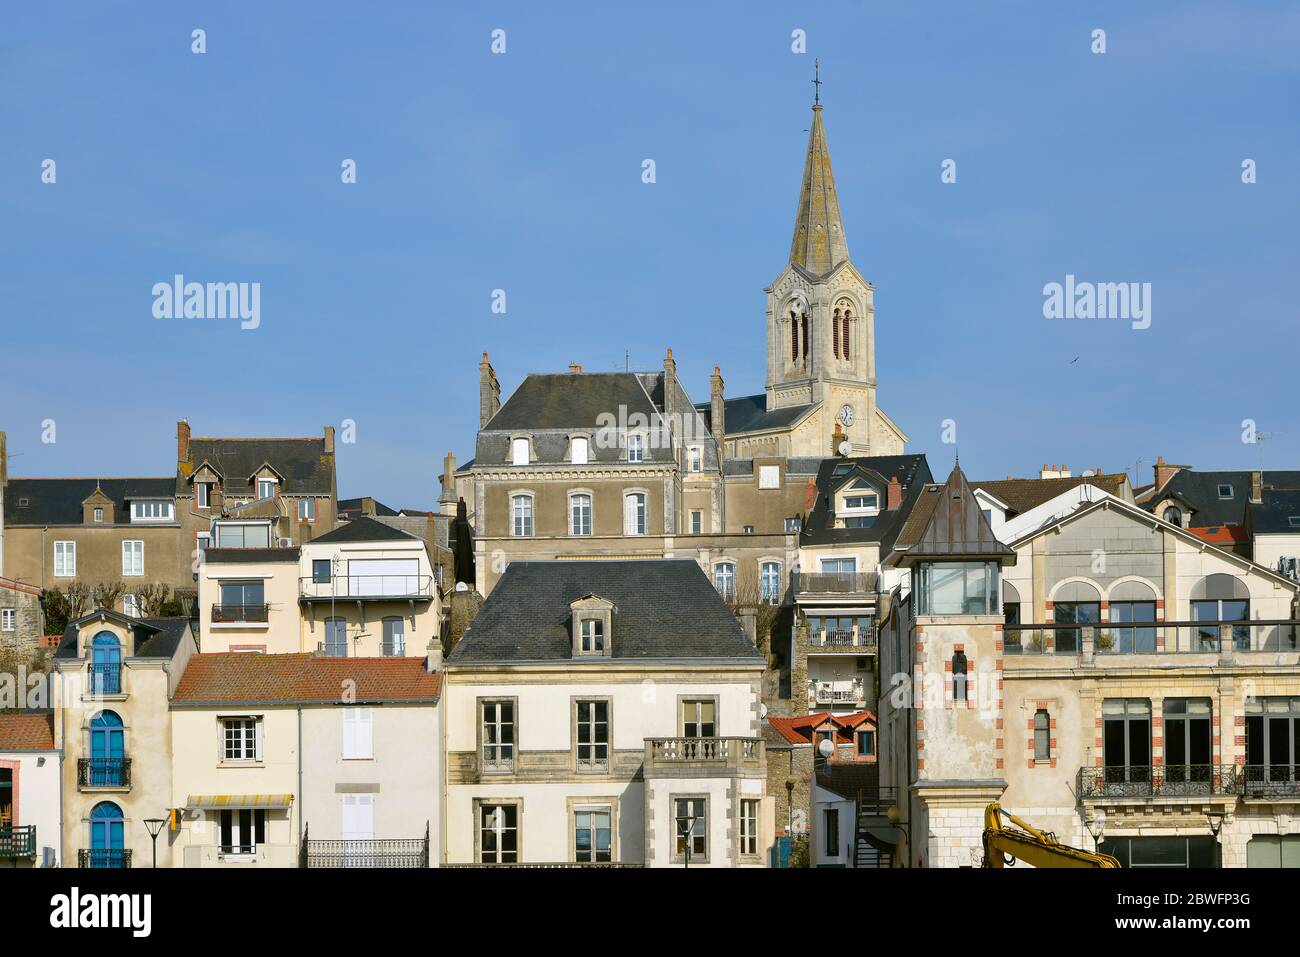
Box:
812;58;822;106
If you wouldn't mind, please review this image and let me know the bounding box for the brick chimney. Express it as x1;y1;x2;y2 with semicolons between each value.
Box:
709;366;726;448
177;419;191;470
323;425;335;454
831;422;846;456
1250;470;1263;504
1154;455;1184;492
887;475;903;510
426;637;443;674
804;477;818;513
479;353;501;429
568;362;583;374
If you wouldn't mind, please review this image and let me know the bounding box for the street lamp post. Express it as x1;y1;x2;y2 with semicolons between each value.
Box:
1086;812;1106;853
143;817;167;868
1206;811;1226;868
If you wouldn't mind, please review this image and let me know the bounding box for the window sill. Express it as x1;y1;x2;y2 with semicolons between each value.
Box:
210;622;270;630
219;761;265;769
82;693;127;703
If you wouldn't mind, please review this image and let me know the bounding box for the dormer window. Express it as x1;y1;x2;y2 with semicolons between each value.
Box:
837;479;881;529
257;478;277;500
570;436;589;465
511;437;531;466
579;619;604;654
1164;506;1183;526
93;508;104;523
1218;484;1234;500
688;447;702;472
196;483;211;508
131;500;174;522
627;434;644;463
570;595;614;658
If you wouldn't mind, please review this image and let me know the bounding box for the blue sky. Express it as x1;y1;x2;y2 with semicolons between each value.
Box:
2;1;1297;505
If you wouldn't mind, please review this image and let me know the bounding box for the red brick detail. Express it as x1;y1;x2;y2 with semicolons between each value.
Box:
1027;759;1036;769
995;718;1004;730
916;759;925;771
1050;758;1057;769
994;640;1004;651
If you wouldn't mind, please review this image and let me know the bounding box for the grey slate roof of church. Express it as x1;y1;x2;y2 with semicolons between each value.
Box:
695;393;816;436
3;477;176;526
448;559;763;664
181;437;332;495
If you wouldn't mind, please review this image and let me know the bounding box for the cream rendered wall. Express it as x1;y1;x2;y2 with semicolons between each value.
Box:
1253;533;1300;575
198;558;300;653
169;706;300;866
300;703;441;856
811;781;855;867
644;776;764;868
57;621;179;868
1;749;61;866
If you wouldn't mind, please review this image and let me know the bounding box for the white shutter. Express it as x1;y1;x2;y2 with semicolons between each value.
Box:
358;708;373;758
343;709;357;758
341;794;374;840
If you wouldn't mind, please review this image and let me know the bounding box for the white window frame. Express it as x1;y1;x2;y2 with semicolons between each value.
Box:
714;562;736;601
579;618;605;654
221;716;262;763
257;478;277;500
511;437;531;466
511;494;534;537
54;541;76;578
122;594;140;619
342;707;374;759
569;492;592;536
626;434;644;463
570;436;589;465
1;608;15;632
131;500;174;522
196;482;210;508
740;798;759;856
92;507;104;523
759;465;781;489
688;447;702;472
760;561;781;603
690;510;703;534
298;497;316;521
122;540;144;577
624;493;647;536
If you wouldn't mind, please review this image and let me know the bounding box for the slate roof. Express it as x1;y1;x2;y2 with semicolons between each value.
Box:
485;372;661;432
0;711;55;751
311;515;418;544
970;474;1129;517
449;559;762;664
181;437;333;495
203;547;300;564
54;614;193;660
816;761;881;799
695;393;816;435
171;653;442;705
1146;470;1300;527
3;477;175;526
1248;490;1300;535
338;497;399;518
800;454;933;548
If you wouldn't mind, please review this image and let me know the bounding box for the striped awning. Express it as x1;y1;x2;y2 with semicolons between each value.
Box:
187;794;293;809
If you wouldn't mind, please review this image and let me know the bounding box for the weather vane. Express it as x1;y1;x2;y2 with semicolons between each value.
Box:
812;58;822;105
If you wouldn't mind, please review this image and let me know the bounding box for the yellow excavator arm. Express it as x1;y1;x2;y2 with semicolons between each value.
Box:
982;803;1121;868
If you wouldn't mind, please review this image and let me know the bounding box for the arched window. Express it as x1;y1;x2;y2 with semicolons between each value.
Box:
833;308;841;359
1052;581;1102;654
791;309;800;360
570;493;592;536
89;801;125;868
714;562;736;601
952;650;968;702
511;494;534;537
88;710;126;787
1163;506;1183;527
839;300;853;361
624;493;647;535
90;632;121;695
511;437;530;466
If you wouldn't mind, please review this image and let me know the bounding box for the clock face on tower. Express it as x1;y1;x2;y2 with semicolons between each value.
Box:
838;403;855;426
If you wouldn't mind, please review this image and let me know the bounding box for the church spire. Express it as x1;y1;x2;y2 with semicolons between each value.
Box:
788;71;849;276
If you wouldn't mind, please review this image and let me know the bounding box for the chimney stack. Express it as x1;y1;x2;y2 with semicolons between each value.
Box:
323;425;335;454
426;638;443;674
568;362;583;374
887;475;903;510
479;353;501;429
177;419;191;469
0;430;7;487
439;452;457;513
1153;455;1184;492
803;477;818;514
1251;470;1263;504
709;366;726;449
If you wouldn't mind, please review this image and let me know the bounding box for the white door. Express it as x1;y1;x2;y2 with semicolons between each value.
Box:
341;794;374;866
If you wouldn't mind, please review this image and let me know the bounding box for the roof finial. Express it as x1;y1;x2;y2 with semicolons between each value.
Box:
812;58;822;106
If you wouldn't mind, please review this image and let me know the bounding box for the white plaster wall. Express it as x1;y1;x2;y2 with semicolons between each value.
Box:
2;749;61;866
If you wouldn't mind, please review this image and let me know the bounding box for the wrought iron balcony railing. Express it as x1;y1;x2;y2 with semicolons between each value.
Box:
78;848;132;868
300;823;430;868
88;662;122;695
1241;764;1300;799
1078;764;1238;799
78;757;132;789
0;825;36;859
814;686;865;705
211;603;269;624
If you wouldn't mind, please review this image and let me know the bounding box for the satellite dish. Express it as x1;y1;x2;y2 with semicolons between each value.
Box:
455;581;469;592
760;703;769;719
837;441;852;457
817;738;835;759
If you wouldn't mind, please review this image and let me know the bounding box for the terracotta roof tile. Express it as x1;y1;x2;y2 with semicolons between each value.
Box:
172;653;441;705
0;712;55;751
767;711;876;746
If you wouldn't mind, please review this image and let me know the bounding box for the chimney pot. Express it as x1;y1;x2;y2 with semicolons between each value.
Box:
177;419;192;466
